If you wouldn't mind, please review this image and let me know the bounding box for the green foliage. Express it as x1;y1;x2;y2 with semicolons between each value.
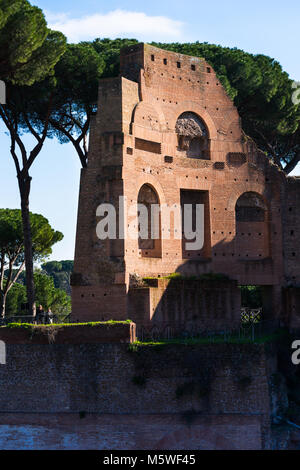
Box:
240;285;263;308
130;330;285;348
0;208;23;254
5;282;26;316
54;43;105;110
0;1;66;317
0;209;63;263
33;271;71;316
0;0;66;85
0;208;63;316
41;260;73;295
41;261;63;274
90;38;139;77
4;274;71;318
30;214;63;260
0;1;22;30
145;272;229;281
5;320;132;328
39;42;105;167
165;273;185;280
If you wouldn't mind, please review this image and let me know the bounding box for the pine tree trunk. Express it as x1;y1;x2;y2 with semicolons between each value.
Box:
0;294;6;319
18;174;35;317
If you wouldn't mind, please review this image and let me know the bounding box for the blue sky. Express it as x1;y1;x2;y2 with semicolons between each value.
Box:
0;0;299;262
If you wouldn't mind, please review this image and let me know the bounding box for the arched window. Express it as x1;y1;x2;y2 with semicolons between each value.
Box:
175;112;209;159
137;184;162;257
235;192;270;259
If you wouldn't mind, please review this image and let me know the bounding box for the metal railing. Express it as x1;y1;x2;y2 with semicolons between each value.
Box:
0;315;36;326
241;307;262;323
1;308;280;343
136;318;280;342
0;313;72;326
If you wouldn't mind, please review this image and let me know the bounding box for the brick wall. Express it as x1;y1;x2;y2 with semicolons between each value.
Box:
128;278;241;331
0;323;136;344
71;43;300;328
0;342;275;449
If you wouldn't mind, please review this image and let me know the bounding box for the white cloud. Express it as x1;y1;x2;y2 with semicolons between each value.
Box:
44;11;69;23
290;163;300;176
46;9;184;43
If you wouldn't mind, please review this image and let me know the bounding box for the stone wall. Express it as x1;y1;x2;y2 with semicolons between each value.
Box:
128;278;241;331
283;177;300;286
0;322;136;345
71;43;300;327
0;342;276;449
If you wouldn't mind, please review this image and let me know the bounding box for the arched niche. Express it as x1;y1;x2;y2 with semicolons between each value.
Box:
137;184;162;258
235;192;270;259
175;112;210;159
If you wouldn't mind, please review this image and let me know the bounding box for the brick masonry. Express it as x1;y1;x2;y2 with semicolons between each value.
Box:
0;322;136;344
0;342;275;449
71;43;300;328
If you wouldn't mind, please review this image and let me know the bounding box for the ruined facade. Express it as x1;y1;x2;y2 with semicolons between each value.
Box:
71;43;300;328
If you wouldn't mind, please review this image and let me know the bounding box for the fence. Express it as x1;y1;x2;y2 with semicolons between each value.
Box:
241;307;262;323
0;308;280;343
135;318;280;342
0;312;72;326
0;315;36;326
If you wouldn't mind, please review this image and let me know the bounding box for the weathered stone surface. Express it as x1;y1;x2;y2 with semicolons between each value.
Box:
0;343;274;449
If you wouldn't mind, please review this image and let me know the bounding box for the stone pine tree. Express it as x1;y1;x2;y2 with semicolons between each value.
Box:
0;209;63;318
0;0;65;85
41;260;73;295
46;43;105;168
0;0;66;315
47;39;137;168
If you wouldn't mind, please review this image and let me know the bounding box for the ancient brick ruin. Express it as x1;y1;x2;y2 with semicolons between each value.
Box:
71;43;300;329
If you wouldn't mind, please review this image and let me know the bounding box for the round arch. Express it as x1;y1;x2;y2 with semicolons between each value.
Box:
234;191;270;259
131;100;167;131
169;101;218;140
235;192;268;222
227;185;269;213
175;111;210;159
137;183;162;257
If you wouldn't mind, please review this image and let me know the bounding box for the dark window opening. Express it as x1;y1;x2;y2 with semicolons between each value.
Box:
176;112;210;160
138;184;162;258
180;189;211;259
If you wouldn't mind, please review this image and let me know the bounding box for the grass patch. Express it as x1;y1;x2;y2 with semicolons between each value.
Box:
129;329;286;350
143;272;230;282
3;319;133;330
